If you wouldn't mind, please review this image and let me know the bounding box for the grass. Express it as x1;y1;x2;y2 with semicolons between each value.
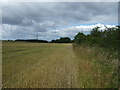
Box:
2;41;118;88
73;44;118;88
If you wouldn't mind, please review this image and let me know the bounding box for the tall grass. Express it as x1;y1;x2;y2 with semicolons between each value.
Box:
73;44;118;88
2;41;118;88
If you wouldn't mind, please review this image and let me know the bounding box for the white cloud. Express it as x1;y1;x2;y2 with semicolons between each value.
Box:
62;23;116;31
1;2;118;40
1;23;117;40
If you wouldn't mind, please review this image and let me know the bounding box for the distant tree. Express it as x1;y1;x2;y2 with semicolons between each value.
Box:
51;37;71;43
15;39;48;43
74;32;86;43
58;37;71;43
51;40;56;43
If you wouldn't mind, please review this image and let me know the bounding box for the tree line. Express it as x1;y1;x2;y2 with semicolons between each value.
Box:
14;25;119;50
15;37;72;43
73;26;119;50
15;39;49;43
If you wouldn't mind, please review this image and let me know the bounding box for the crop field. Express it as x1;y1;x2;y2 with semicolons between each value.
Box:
2;41;118;88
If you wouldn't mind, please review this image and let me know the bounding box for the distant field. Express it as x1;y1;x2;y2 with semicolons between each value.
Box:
2;41;118;88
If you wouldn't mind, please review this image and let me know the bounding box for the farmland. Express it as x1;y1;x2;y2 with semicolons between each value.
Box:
2;41;118;88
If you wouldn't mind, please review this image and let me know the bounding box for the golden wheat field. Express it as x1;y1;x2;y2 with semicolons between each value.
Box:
2;41;118;88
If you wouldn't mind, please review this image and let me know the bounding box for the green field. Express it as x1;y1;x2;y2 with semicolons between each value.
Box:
2;42;118;88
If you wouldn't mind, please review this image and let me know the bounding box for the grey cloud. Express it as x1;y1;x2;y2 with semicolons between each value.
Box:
2;2;118;40
2;2;117;25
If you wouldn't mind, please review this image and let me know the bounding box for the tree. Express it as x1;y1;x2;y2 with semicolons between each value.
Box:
51;37;71;43
74;32;86;43
91;26;102;37
74;26;119;50
58;37;71;43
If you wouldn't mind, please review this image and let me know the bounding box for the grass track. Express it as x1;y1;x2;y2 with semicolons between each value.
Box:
2;42;117;88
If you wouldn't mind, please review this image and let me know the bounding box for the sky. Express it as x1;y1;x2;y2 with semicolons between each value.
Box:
1;2;118;40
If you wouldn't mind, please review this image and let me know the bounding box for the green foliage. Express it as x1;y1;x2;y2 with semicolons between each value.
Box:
73;44;118;88
91;26;102;37
51;37;71;43
73;26;119;88
74;26;119;51
74;32;86;43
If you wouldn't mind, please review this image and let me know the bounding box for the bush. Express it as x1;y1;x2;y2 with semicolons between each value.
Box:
73;26;119;51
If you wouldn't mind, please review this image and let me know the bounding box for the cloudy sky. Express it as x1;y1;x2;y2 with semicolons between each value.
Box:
1;2;118;40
